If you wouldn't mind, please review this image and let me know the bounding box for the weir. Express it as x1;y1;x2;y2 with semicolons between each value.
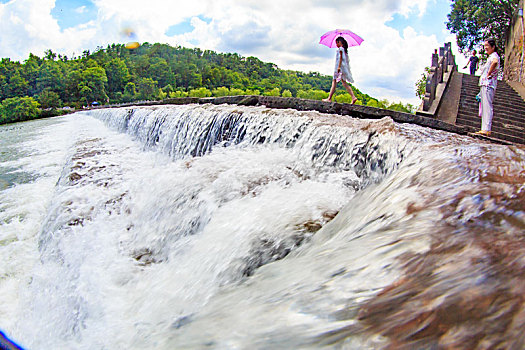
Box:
0;104;524;349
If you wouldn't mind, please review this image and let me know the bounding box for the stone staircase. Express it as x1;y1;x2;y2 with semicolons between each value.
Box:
456;73;525;144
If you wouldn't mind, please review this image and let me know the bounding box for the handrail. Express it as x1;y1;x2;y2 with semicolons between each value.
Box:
419;42;457;114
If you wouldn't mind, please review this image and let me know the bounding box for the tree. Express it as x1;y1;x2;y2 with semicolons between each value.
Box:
0;96;40;124
213;86;230;96
446;0;519;53
282;89;292;97
105;58;130;97
264;87;280;96
37;60;64;96
78;67;109;104
7;70;28;97
136;77;158;100
188;87;212;97
415;66;431;100
123;82;137;102
38;88;62;109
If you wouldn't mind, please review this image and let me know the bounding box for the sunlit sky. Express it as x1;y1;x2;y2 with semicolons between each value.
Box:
0;0;472;105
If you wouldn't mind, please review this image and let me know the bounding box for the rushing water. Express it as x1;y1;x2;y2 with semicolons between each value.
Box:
0;105;524;349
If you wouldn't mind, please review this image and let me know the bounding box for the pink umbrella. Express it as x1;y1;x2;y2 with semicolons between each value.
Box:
319;29;364;48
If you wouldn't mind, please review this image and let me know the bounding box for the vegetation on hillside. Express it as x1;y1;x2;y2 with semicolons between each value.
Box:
0;42;414;124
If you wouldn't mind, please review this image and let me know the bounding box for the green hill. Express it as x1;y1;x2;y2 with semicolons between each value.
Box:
0;42;413;124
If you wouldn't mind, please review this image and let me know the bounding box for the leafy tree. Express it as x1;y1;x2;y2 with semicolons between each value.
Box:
136;77;158;100
162;84;174;96
229;88;246;96
149;57;174;87
38;88;62;110
188;87;212;97
105;58;130;96
169;90;189;98
123;82;137;102
446;0;519;53
297;89;329;100
415;66;431;99
282;89;292;97
0;96;40;123
37;60;64;96
78;66;108;104
366;99;380;108
264;87;280;96
335;94;359;104
22;54;41;96
387;102;414;113
7;70;28;97
212;86;230;96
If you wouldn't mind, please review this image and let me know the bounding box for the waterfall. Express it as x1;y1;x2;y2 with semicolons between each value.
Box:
1;104;524;349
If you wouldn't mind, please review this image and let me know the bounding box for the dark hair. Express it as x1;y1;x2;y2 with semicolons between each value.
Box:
336;37;348;54
485;38;497;52
472;49;477;54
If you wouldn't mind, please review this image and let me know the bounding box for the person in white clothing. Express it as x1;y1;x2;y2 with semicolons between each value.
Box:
476;38;500;136
323;37;358;104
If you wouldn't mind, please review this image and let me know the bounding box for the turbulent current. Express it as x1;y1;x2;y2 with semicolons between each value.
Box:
0;104;524;349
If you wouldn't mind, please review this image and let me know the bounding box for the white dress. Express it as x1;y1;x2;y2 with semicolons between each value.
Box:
333;47;354;84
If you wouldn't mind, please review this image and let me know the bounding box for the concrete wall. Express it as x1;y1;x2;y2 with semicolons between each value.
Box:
504;0;524;84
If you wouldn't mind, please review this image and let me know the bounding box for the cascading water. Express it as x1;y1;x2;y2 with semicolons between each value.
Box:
0;104;524;349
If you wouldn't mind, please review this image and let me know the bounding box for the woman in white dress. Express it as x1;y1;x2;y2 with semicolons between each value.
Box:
475;38;500;137
323;37;358;104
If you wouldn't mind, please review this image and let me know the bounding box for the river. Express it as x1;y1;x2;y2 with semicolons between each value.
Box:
0;105;524;349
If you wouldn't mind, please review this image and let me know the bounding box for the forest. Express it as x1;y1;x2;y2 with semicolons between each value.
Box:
0;42;414;124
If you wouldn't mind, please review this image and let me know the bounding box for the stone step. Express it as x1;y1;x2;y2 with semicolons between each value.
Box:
456;113;525;129
462;84;525;95
461;88;525;103
460;101;525;113
459;98;525;114
458;109;525;124
457;111;524;124
455;123;524;143
456;116;525;138
456;73;525;144
462;92;525;104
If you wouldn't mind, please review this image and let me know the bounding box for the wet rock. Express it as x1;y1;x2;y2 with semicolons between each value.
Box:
242;211;339;277
69;172;82;184
356;184;525;348
132;248;162;266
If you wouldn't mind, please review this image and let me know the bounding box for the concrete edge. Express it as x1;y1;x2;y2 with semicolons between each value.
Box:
435;70;463;124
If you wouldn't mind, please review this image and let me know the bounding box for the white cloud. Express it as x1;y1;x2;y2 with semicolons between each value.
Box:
0;0;461;104
75;6;87;14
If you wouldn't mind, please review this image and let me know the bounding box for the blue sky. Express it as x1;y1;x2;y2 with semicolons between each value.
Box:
50;0;97;29
0;0;468;105
386;0;451;41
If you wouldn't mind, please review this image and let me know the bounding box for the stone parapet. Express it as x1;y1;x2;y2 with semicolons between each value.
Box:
417;43;457;115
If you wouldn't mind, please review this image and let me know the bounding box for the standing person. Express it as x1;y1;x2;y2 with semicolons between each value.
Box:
475;39;500;137
463;50;479;75
322;37;358;104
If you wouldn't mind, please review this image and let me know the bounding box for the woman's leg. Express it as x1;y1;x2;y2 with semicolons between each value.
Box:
342;81;358;104
478;86;494;135
323;79;337;102
481;86;495;132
